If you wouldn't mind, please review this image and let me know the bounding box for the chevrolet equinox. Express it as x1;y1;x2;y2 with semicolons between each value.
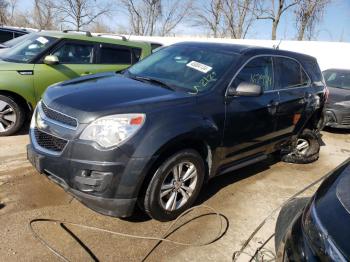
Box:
27;42;326;221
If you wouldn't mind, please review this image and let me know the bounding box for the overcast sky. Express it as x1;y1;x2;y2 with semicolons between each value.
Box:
18;0;350;42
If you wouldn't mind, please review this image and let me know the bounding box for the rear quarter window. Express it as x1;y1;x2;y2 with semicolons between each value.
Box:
304;59;323;83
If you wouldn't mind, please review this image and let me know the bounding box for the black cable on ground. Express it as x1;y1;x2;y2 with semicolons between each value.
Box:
29;205;228;262
231;157;350;261
30;158;350;262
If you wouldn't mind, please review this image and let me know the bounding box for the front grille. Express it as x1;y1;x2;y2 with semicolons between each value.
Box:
41;102;78;128
34;128;68;153
341;115;350;125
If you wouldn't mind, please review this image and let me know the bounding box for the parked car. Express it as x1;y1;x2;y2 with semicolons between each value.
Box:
27;42;326;221
0;30;152;136
0;27;29;44
0;32;33;50
323;69;350;129
275;158;350;261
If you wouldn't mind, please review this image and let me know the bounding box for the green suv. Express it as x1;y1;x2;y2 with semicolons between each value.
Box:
0;31;152;136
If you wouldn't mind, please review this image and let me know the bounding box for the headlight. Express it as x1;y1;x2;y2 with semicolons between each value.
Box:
302;201;346;261
80;113;145;148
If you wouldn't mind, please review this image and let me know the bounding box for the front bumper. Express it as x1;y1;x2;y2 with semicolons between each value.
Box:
324;107;350;129
27;141;149;218
281;215;319;262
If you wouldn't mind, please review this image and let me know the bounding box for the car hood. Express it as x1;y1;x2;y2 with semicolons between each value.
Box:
326;86;350;107
43;72;193;123
0;58;34;71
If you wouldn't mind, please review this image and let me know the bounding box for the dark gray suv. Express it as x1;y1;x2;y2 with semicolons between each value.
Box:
27;42;326;221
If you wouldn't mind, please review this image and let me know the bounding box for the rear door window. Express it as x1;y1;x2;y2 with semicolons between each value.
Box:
98;45;132;64
233;56;274;91
275;57;309;89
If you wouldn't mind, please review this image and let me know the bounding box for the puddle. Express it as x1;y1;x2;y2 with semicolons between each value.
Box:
0;167;72;215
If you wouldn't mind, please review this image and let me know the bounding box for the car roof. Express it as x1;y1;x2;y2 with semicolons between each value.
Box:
0;27;29;34
34;31;150;49
173;41;316;61
323;68;350;73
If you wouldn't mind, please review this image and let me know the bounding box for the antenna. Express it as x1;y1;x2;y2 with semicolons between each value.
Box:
273;39;282;50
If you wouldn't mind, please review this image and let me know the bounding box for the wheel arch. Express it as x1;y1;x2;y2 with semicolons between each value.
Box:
0;90;33;114
136;136;212;200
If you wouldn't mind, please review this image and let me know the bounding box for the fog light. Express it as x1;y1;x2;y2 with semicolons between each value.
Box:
74;171;113;192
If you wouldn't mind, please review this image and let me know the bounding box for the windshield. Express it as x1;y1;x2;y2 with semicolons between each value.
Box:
323;70;350;90
127;45;239;93
2;33;32;48
0;34;57;63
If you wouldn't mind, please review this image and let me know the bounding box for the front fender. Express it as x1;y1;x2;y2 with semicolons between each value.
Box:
121;110;222;159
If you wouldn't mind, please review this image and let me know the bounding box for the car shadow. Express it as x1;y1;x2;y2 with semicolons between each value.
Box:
323;127;350;134
196;156;279;205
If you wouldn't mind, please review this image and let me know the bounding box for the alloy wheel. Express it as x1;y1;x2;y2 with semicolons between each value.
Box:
0;100;16;133
296;138;310;155
159;161;198;211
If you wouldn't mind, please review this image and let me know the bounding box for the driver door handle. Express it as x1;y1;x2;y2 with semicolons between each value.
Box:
267;101;279;108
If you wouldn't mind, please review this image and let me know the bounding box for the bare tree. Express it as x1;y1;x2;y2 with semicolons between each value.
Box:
257;0;299;40
158;0;192;36
222;0;258;39
55;0;111;31
0;0;8;25
32;0;58;30
7;0;17;23
192;0;224;37
88;18;113;33
119;0;161;36
120;0;191;36
294;0;330;40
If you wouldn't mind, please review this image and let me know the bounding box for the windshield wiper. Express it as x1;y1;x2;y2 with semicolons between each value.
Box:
130;75;175;91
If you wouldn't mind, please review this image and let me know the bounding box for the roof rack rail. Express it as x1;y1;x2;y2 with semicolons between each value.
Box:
97;33;127;41
62;30;92;37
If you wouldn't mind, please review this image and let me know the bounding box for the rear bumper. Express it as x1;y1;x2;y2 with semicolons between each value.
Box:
325;108;350;129
27;144;143;217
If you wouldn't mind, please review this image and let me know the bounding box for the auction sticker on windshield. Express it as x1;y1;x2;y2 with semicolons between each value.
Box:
186;61;213;74
36;37;49;44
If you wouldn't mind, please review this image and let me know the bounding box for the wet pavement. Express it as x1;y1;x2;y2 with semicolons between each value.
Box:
0;129;349;261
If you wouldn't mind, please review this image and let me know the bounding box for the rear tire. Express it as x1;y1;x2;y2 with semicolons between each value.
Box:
281;129;320;164
141;149;205;221
0;95;25;136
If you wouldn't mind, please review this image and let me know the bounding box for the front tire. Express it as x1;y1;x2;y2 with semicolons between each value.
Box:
142;149;205;221
0;95;25;136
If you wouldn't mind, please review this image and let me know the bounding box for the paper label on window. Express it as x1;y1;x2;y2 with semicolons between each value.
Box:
36;37;49;44
186;61;212;73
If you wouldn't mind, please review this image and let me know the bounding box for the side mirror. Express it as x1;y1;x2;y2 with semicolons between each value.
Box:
43;55;59;65
227;82;263;97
